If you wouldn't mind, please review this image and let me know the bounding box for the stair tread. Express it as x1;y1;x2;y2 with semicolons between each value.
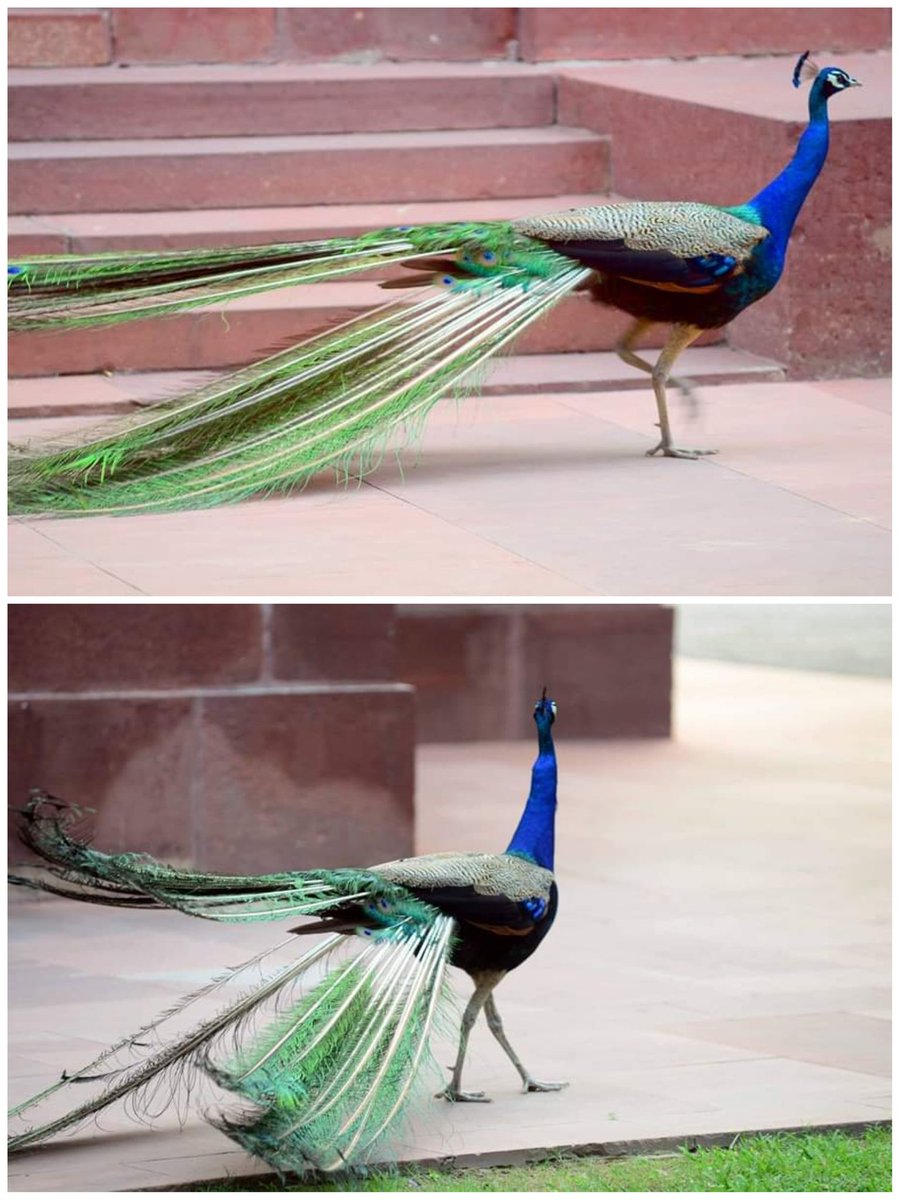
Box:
8;347;785;418
9;125;604;159
558;50;890;122
10;61;555;86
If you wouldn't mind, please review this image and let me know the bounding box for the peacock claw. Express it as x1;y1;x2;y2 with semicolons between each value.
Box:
523;1078;569;1093
437;1086;492;1103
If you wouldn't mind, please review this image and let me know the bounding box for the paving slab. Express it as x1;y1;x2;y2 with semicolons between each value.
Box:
8;378;890;597
8;657;890;1190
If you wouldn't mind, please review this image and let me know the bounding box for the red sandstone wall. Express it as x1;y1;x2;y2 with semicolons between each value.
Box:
9;604;414;872
396;604;673;741
8;7;890;68
9;604;674;870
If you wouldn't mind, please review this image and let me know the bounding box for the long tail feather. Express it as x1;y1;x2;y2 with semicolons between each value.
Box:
10;792;430;926
9;222;589;517
208;916;456;1172
8;933;340;1153
8;231;449;331
9;796;458;1172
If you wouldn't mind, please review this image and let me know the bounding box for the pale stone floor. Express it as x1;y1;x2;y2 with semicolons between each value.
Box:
8;658;890;1190
9;377;891;598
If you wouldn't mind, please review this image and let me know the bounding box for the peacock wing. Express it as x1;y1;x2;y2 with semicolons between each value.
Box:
513;200;769;289
372;851;553;930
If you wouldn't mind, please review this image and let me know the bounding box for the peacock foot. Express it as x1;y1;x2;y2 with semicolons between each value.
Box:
437;1085;492;1103
646;441;718;459
523;1078;569;1093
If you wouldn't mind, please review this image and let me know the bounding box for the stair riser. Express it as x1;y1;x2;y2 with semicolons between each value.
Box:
10;75;555;141
8;75;556;141
8;292;720;377
10;138;610;214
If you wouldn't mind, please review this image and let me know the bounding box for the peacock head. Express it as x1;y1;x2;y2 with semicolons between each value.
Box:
533;688;557;732
793;51;861;98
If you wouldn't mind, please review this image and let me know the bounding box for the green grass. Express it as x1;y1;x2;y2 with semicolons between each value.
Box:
194;1126;891;1192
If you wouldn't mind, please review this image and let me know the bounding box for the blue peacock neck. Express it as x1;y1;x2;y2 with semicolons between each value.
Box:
506;720;557;871
746;78;832;258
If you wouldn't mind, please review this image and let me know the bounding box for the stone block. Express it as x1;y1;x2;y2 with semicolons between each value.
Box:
396;605;673;741
519;8;892;62
519;606;673;738
8;604;264;693
9;687;415;873
271;605;397;681
111;8;276;64
283;8;516;62
8;10;111;68
9;695;197;863
396;608;514;741
196;689;415;872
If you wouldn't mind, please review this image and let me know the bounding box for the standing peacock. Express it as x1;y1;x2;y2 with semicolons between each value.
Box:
8;54;859;516
9;692;563;1175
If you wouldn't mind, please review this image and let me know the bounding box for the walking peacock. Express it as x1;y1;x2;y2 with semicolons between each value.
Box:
9;692;563;1175
8;54;859;516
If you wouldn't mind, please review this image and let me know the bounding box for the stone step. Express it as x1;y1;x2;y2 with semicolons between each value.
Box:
8;193;611;256
9;125;611;215
8;347;783;419
10;62;556;141
556;51;891;377
8;281;728;377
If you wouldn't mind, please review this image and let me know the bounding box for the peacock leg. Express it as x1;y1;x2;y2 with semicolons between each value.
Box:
436;973;498;1103
645;323;716;459
483;993;568;1094
616;318;699;416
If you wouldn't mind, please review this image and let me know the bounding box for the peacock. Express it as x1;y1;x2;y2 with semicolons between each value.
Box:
8;692;563;1175
8;53;859;516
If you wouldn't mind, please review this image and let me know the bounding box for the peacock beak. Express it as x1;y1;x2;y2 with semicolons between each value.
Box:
847;76;862;87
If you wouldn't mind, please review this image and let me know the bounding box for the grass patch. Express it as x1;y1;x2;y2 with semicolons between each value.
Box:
193;1125;890;1192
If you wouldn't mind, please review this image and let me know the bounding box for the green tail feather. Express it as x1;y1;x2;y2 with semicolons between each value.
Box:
208;919;456;1173
7;221;531;331
9;221;588;517
8;933;343;1155
9;796;458;1173
11;792;432;925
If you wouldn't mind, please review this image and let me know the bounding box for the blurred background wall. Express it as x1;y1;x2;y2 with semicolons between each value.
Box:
9;603;672;870
676;604;891;677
